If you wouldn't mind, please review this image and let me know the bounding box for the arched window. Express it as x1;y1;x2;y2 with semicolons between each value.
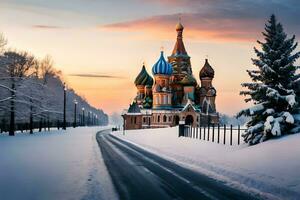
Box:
134;117;137;124
158;115;160;122
202;97;211;115
174;115;180;125
163;115;167;122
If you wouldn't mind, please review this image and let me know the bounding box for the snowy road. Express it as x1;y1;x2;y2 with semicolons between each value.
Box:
97;131;260;200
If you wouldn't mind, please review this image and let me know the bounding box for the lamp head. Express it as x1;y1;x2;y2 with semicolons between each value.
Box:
63;82;67;91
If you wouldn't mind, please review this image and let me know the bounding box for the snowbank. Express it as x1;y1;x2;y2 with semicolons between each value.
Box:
113;127;300;199
0;127;117;200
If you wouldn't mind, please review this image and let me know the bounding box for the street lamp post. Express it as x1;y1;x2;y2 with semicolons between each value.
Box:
88;111;91;126
123;117;126;135
63;83;67;130
148;113;151;129
82;108;85;126
73;99;78;128
90;112;93;126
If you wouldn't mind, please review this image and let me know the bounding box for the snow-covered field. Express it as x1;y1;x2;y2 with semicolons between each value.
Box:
0;127;117;200
113;127;300;199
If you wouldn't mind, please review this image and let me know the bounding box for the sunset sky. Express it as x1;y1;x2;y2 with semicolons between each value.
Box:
1;0;299;115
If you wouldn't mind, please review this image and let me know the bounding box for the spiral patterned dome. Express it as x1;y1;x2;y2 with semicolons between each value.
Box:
134;65;153;86
200;59;214;79
152;51;173;76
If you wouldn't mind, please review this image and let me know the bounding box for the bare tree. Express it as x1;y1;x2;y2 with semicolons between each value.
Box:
0;44;108;134
0;33;7;51
0;51;34;135
40;55;54;84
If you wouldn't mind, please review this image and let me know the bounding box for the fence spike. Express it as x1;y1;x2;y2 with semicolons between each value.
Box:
223;124;226;145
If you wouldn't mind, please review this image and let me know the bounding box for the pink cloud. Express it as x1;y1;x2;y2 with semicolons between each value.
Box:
101;13;263;42
102;0;300;42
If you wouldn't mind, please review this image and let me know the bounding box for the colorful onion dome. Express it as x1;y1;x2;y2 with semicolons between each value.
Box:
152;51;173;75
200;59;215;79
180;74;197;86
134;65;153;86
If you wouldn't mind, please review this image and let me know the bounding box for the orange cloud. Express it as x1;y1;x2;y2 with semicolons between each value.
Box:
101;13;262;42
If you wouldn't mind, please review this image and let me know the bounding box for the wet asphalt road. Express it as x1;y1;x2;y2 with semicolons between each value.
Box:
96;130;261;200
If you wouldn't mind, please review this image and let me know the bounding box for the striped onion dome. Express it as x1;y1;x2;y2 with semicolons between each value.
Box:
134;65;153;86
152;51;173;76
200;59;214;79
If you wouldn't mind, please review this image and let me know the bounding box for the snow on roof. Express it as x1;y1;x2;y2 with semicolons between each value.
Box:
124;113;143;116
126;101;141;114
140;109;153;115
151;109;181;114
182;99;200;112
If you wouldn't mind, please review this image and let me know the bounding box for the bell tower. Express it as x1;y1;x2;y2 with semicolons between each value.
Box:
199;59;217;114
168;22;193;107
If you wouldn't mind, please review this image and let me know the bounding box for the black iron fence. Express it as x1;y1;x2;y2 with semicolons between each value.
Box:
179;124;247;145
0;120;101;134
112;125;122;132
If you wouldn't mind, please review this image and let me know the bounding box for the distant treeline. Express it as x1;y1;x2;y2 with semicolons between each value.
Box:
0;33;108;135
219;113;249;127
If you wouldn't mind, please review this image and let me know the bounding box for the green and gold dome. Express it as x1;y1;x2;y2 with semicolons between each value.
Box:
134;65;154;86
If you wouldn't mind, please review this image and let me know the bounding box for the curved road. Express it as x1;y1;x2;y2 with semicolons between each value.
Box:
96;130;261;200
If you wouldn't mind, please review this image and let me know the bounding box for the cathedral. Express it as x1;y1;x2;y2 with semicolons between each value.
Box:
122;22;219;130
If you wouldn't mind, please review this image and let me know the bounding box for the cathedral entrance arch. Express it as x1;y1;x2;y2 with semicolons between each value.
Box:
185;115;194;125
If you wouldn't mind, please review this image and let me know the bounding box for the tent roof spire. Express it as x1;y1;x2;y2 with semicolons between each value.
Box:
172;19;187;56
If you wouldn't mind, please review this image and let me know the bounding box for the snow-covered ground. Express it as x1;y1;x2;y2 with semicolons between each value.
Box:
113;127;300;200
0;127;118;200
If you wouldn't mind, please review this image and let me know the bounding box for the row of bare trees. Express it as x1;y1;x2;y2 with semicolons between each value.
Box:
0;33;108;136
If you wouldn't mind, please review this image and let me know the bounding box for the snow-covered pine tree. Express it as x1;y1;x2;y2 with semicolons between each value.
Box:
238;14;300;145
